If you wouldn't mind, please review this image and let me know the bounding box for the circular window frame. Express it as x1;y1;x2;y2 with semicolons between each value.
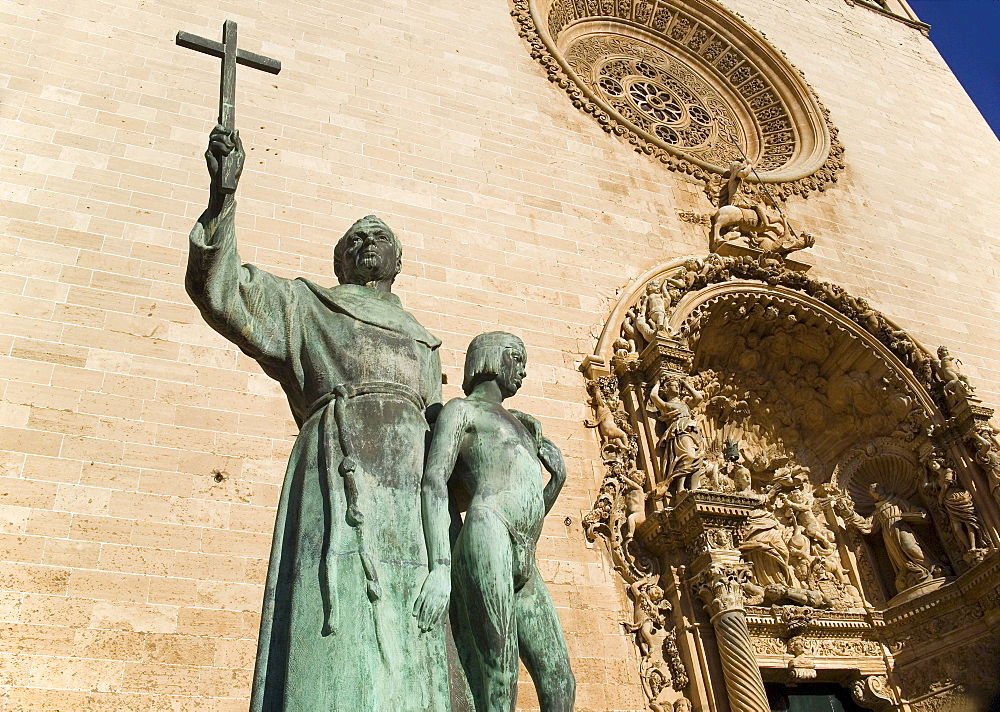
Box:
512;0;845;197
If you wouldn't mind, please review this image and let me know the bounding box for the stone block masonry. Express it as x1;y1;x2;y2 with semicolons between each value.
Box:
0;0;998;709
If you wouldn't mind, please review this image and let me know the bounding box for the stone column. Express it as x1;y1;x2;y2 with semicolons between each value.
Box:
693;563;769;712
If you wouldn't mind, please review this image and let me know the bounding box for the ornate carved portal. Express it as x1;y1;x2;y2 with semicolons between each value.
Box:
582;254;1000;712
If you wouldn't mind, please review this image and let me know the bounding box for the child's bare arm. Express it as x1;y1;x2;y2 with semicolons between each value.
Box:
413;400;467;630
539;437;567;514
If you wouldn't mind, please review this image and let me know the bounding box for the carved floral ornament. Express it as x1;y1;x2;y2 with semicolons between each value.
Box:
511;0;845;198
580;254;1000;711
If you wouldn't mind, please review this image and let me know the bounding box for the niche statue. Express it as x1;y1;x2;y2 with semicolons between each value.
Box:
415;332;576;712
186;127;449;710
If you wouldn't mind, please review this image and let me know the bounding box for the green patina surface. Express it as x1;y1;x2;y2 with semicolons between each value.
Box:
416;332;576;712
188;127;449;711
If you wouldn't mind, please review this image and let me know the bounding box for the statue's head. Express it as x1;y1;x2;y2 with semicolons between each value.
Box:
869;482;885;501
937;345;950;359
334;215;402;287
661;376;682;398
462;331;526;398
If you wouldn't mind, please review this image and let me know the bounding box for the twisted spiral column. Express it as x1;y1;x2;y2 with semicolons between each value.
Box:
712;609;770;712
693;563;769;712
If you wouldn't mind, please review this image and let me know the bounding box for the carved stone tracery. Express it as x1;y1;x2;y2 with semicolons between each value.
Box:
512;0;845;198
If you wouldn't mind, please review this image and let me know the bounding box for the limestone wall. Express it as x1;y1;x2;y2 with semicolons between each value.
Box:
0;0;997;709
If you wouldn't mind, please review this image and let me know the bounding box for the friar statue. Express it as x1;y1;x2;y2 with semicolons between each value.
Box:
413;332;576;712
186;126;450;711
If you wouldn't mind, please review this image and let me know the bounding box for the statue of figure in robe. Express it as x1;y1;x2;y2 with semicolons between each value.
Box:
837;483;943;594
186;126;450;711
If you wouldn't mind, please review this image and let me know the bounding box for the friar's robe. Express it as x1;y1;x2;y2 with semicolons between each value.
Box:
187;202;449;711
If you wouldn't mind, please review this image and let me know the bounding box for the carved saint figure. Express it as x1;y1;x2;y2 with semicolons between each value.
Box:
416;332;575;712
739;503;794;588
649;377;707;497
970;427;1000;495
931;463;984;552
709;159;789;251
838;484;942;594
187;128;448;709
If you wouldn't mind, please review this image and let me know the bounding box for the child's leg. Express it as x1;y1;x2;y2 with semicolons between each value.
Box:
515;568;575;712
452;508;519;712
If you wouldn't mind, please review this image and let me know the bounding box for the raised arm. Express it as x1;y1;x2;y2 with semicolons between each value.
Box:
186;126;293;370
413;399;468;631
681;379;704;408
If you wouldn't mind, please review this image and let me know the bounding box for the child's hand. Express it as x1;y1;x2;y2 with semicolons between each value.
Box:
412;567;451;632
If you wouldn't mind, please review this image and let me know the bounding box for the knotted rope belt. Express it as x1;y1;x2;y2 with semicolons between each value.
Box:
306;381;427;637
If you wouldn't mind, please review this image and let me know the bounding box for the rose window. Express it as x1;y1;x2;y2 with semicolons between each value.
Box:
627;81;683;123
588;51;744;164
519;0;845;196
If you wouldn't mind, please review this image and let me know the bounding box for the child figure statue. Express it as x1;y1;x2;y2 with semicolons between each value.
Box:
413;332;576;712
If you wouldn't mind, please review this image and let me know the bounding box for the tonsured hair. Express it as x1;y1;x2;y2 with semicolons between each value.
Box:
333;215;402;284
462;331;524;395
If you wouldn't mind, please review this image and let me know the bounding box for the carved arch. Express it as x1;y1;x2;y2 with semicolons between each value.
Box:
581;253;1000;712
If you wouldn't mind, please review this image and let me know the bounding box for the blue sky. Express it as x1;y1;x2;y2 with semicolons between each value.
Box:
908;0;1000;138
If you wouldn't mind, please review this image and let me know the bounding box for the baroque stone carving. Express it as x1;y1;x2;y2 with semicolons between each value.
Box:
835;484;945;595
582;245;1000;710
851;674;899;712
785;635;816;681
925;459;987;562
693;563;752;619
709;159;815;258
649;376;709;499
511;0;845;198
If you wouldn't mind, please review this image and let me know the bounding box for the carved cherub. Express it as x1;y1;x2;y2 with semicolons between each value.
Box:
585;380;630;454
624;574;670;659
777;484;835;551
642;281;671;336
663;259;702;292
934;345;974;408
621;470;647;543
851;297;883;334
787;636;817;681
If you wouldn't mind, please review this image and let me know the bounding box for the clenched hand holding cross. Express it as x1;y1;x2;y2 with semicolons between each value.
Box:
176;20;280;196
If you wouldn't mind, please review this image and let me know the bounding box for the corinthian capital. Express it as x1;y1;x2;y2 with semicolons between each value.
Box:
693;563;752;619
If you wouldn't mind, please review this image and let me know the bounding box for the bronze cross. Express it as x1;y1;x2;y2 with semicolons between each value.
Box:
176;20;281;192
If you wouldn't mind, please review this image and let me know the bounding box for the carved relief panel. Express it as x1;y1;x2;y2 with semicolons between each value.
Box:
582;253;1000;712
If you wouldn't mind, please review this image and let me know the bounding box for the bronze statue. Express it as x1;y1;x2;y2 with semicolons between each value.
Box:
415;332;575;712
187;126;449;710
